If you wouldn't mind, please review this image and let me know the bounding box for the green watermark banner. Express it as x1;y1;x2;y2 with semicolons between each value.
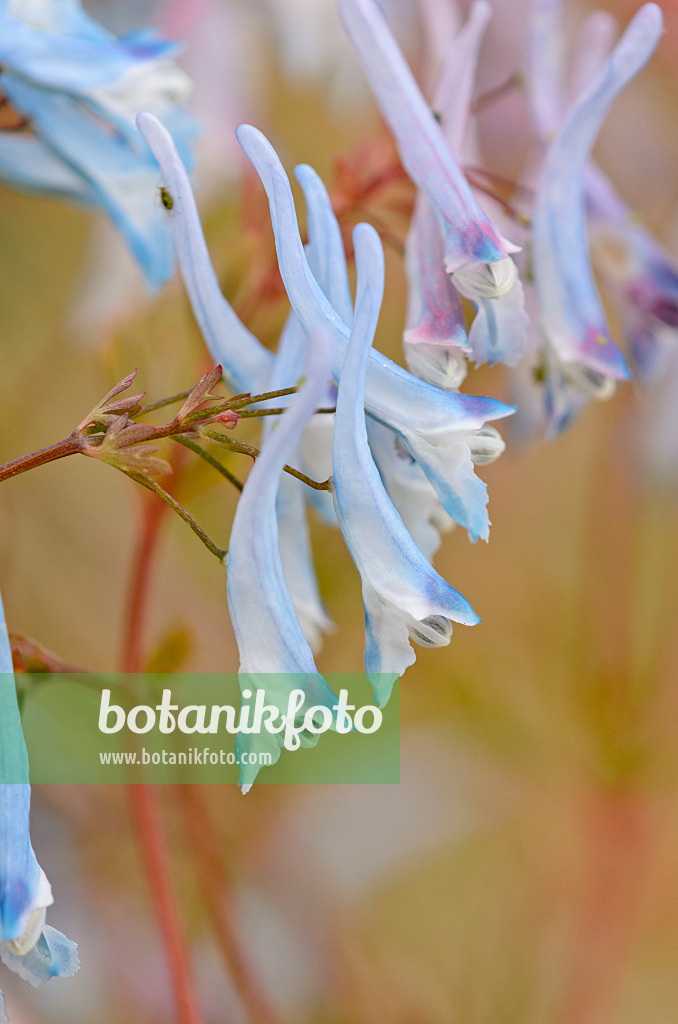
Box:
6;673;400;784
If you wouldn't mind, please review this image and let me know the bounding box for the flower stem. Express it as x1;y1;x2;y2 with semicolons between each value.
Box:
126;471;227;561
122;454;206;1024
175;786;283;1024
0;432;82;484
130;784;206;1024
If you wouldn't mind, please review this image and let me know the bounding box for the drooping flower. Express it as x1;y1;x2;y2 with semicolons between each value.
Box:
295;160;456;559
236;123;512;542
0;0;197;287
136;111;272;395
529;1;664;431
137;111;334;651
337;0;528;370
0;592;79;1023
332;221;479;705
225;328;341;789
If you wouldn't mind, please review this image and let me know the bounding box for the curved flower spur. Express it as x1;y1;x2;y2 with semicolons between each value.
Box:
137;112;333;653
336;0;527;363
332;222;479;706
403;0;528;379
529;2;664;432
526;0;678;387
295;161;455;561
225;329;342;791
235;123;513;543
0;594;79;1023
0;0;196;288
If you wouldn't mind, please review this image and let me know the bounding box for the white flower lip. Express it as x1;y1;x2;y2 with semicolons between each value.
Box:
452;257;518;300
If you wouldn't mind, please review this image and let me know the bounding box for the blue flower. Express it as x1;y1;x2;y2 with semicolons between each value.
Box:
137;111;334;651
337;0;528;369
0;592;78;1023
136;112;272;393
332;221;479;705
0;0;197;287
235;123;512;542
294;162;456;558
529;2;663;430
225;328;342;789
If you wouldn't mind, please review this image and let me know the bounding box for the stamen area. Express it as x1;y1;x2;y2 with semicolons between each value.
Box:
407;614;453;648
452;256;518;300
3;905;46;956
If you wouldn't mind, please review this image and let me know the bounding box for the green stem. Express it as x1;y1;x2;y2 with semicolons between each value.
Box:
138;389;193;416
173;436;243;492
200;429;333;491
125;472;227;561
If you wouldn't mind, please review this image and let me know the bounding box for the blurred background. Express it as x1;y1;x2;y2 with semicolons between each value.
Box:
2;0;678;1021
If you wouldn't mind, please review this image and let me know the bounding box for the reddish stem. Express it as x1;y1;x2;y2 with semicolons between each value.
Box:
121;493;169;674
122;453;205;1024
130;785;205;1024
176;786;283;1024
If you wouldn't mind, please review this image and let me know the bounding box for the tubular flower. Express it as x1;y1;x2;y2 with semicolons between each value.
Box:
295;161;456;559
336;0;527;369
0;593;79;1023
262;312;334;653
586;165;678;385
138;111;333;650
332;222;479;706
530;2;663;430
335;0;517;276
236;123;513;542
136;111;273;393
225;329;341;790
0;0;196;287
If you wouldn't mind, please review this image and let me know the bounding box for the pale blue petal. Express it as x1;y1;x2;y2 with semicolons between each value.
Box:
336;0;516;273
0;594;78;992
587;166;678;383
532;4;663;380
264;314;334;652
295;164;353;325
0;6;128;90
0;986;5;1023
526;0;566;142
434;0;492;154
366;419;454;562
294;162;346;525
0;594;48;946
226;330;332;674
568;11;618;105
403;194;469;387
0;134;93;200
227;329;340;785
468;275;530;367
333;222;479;699
137;113;273;392
236;123;514;540
2;76;173;287
0;926;79;986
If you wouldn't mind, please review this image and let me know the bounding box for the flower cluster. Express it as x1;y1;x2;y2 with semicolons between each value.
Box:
130;0;677;789
0;0;677;1010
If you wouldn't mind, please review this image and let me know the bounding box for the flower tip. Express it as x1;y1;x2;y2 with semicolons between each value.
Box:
241;783;253;796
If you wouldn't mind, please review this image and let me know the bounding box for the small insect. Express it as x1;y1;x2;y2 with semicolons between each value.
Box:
159;187;174;211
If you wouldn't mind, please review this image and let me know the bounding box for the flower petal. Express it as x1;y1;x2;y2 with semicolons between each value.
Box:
336;0;517;273
532;3;663;381
137;112;273;393
236;123;513;540
333;221;479;697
